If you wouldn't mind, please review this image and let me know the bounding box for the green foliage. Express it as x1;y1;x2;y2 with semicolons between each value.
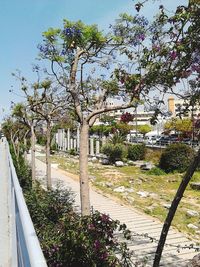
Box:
109;132;126;144
37;134;47;145
127;143;146;161
164;118;192;134
69;148;76;156
147;167;166;176
50;143;58;152
25;184;74;227
101;79;120;96
10;144;32;190
102;143;128;164
90;125;113;137
115;123;133;136
41;19;108;64
137;124;152;137
159;143;195;173
100;114;116;125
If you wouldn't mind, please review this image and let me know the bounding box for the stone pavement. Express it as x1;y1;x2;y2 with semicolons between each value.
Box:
0;139;11;267
34;152;198;267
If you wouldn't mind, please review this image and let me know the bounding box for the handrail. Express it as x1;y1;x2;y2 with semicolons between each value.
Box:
6;140;47;267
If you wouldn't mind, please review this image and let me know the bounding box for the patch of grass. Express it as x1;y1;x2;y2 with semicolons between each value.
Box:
147;167;166;176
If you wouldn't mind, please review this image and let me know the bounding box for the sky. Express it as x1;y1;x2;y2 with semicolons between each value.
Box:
0;0;187;122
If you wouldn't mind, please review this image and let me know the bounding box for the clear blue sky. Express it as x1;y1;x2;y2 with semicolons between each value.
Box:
0;0;187;121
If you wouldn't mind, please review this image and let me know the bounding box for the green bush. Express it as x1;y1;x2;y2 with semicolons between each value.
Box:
37;134;47;145
159;143;195;173
109;132;126;144
69;148;76;156
10;144;32;190
127;143;146;161
147;167;166;176
25;184;74;228
101;143;127;163
50;143;58;152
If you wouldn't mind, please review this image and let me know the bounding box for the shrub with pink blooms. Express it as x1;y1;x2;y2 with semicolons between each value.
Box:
25;185;133;267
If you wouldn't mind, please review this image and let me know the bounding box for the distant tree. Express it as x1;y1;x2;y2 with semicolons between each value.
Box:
164;118;192;137
115;122;133;137
100;114;116;126
2;117;23;166
10;102;38;183
14;74;67;189
138;124;152;138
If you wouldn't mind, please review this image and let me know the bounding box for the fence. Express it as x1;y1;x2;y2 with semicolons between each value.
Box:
6;141;47;267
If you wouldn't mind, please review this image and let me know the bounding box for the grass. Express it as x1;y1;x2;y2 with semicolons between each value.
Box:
37;150;200;240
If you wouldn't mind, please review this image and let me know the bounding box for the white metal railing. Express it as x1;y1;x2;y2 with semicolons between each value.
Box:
6;141;47;267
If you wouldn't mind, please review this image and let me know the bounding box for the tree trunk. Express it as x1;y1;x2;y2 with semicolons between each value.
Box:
23;130;29;162
31;124;36;185
24;136;27;162
79;121;90;215
46;122;52;189
153;148;200;267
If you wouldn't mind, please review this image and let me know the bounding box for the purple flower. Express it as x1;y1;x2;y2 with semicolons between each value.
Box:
138;33;145;41
63;27;82;37
169;51;177;60
101;214;110;222
94;240;101;250
191;64;200;73
100;252;108;260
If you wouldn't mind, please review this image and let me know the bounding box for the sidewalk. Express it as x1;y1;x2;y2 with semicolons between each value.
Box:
35;153;198;267
0;139;11;267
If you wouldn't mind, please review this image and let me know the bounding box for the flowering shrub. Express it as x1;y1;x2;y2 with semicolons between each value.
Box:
120;112;134;124
21;182;134;267
42;211;133;267
24;184;133;267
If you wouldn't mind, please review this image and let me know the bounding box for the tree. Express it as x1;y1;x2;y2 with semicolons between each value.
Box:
1;116;26;166
164;118;192;137
38;19;150;215
115;122;133;137
137;124;152;138
11;103;31;162
14;74;67;189
5;101;38;184
38;0;199;218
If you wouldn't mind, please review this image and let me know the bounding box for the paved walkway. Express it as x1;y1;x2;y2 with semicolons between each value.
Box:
0;139;11;267
34;152;198;267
